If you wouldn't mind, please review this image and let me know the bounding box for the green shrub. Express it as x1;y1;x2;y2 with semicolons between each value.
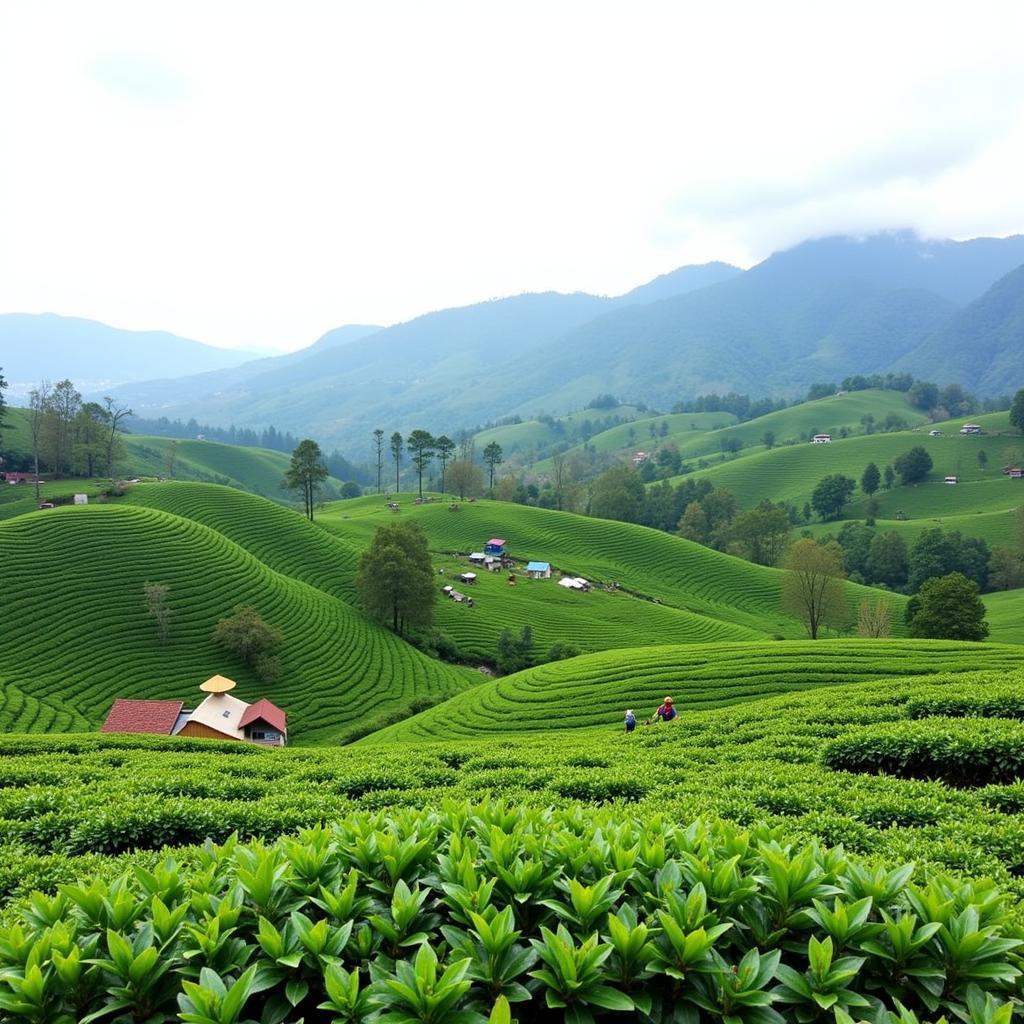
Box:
0;800;1020;1023
824;718;1024;787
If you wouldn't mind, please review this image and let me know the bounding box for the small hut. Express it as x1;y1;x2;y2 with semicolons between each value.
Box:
525;561;551;579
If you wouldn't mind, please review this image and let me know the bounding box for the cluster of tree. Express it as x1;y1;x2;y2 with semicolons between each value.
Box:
355;521;436;637
496;625;579;674
129;414;368;485
906;381;976;418
13;381;133;484
780;537;991;642
824;519;1020;596
1012;388;1024;433
143;581;171;645
806;374;914;400
373;429;502;497
213;604;284;682
126;415;303;455
671;391;786;421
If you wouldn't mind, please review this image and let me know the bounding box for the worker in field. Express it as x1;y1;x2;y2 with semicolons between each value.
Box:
624;709;636;733
647;696;677;724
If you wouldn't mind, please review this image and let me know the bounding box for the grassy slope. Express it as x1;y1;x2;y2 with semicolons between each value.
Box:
670;426;1024;518
803;508;1019;552
369;639;1023;743
1;407;344;507
539;390;925;474
984;589;1024;644
0;504;471;744
119;483;361;603
474;405;654;457
322;494;906;641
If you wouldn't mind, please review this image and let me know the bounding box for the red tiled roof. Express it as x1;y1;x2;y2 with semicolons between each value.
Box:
486;538;505;546
239;698;287;734
101;698;183;734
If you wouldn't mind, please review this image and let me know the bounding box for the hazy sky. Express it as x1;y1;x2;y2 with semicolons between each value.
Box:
2;1;1024;353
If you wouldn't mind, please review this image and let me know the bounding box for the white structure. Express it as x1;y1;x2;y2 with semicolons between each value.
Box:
928;430;944;437
810;434;832;444
944;475;959;484
73;493;88;505
960;424;982;435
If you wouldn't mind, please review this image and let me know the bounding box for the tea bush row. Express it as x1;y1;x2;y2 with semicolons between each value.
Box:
375;640;1024;741
0;800;1020;1023
3;669;1024;906
824;719;1024;787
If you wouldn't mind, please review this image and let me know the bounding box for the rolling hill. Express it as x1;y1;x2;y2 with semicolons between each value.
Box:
368;638;1024;742
0;503;473;743
670;421;1024;519
322;492;909;641
533;389;925;475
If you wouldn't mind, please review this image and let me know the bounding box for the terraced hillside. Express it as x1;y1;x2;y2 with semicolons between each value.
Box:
426;549;759;658
0;504;471;743
370;639;1023;742
323;495;907;638
120;482;361;603
0;679;90;734
535;389;924;474
672;425;1024;517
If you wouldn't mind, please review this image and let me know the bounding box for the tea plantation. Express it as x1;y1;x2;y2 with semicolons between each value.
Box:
534;389;926;475
0;503;471;744
323;494;904;639
673;427;1024;518
3;669;1024;1021
371;640;1024;741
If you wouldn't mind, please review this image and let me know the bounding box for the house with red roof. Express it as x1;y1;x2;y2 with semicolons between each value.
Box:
100;675;287;746
484;538;506;556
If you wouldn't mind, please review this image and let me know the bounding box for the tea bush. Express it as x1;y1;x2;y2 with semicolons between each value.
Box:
0;801;1021;1024
824;719;1024;787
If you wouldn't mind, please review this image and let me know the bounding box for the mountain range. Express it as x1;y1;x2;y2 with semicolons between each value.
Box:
0;314;258;402
4;231;1023;455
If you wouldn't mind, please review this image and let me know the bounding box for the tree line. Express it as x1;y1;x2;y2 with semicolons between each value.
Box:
1;378;133;492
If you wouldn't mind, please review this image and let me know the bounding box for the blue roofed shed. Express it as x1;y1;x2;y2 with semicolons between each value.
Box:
525;561;551;579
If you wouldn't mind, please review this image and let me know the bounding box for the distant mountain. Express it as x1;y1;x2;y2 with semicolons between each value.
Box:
613;262;742;306
0;314;257;401
106;263;731;452
889;263;1024;394
503;232;1024;414
99;233;1024;453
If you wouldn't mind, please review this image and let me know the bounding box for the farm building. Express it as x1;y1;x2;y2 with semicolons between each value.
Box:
928;430;944;437
558;576;590;591
525;561;551;579
484;538;506;556
944;475;959;485
100;674;287;746
3;472;40;485
959;424;982;435
810;434;832;444
632;451;649;465
1008;468;1023;479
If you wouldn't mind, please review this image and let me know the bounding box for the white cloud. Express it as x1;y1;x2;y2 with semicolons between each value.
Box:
1;0;1023;352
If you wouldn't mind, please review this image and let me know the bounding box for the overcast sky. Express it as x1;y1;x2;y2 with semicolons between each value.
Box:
2;1;1023;353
